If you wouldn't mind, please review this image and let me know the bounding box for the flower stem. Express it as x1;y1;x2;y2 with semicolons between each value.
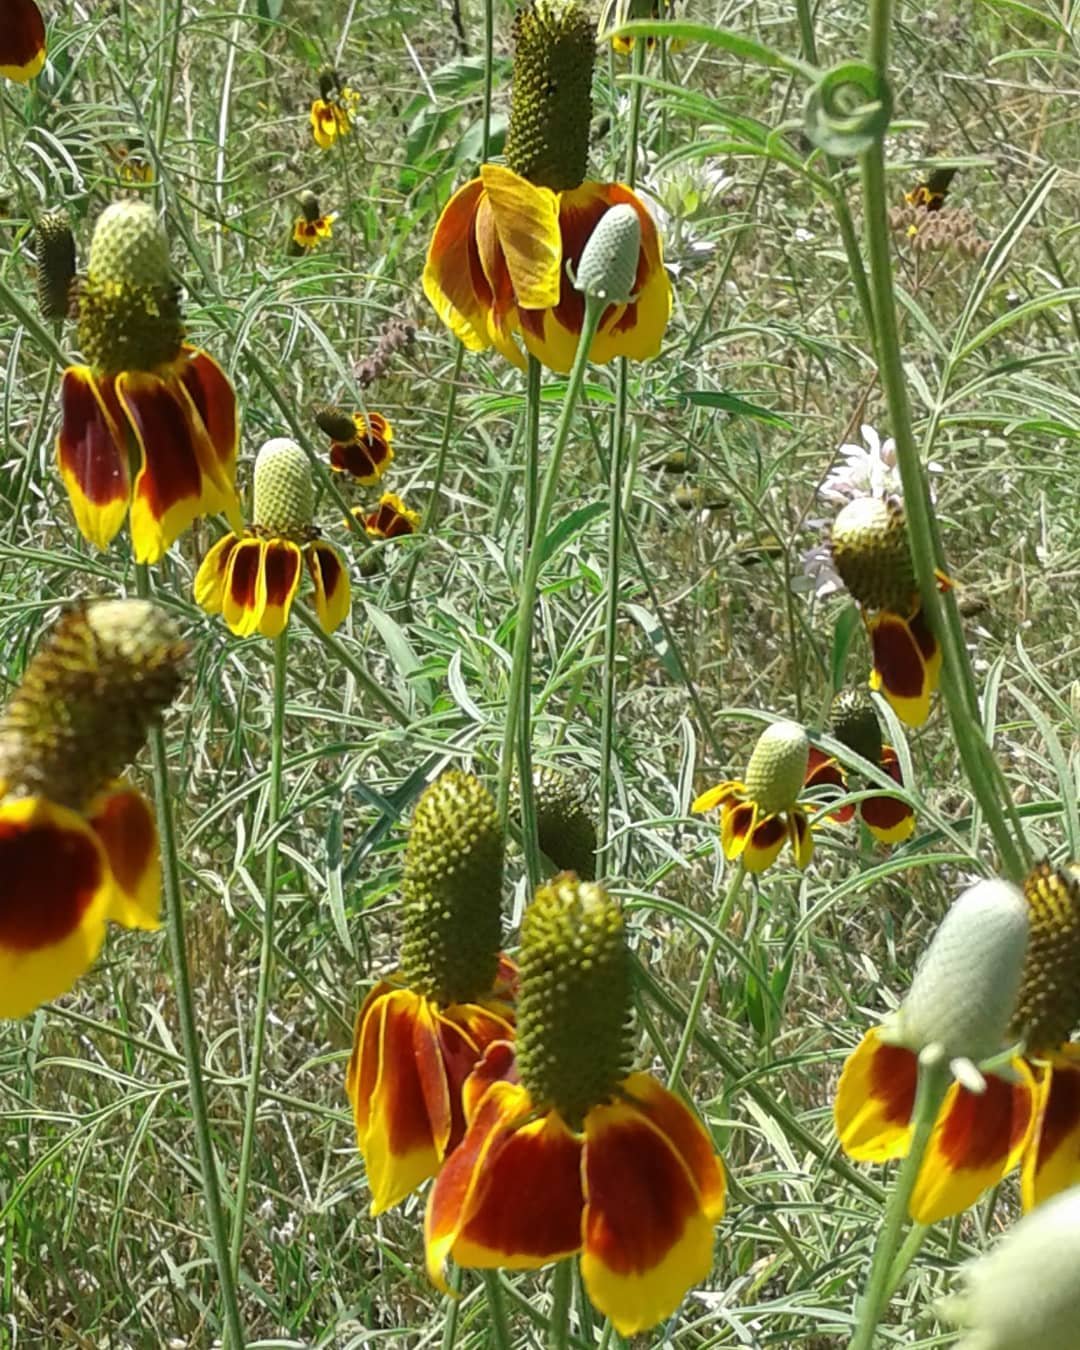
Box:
494;299;606;839
229;627;288;1275
548;1259;573;1350
135;566;247;1349
482;1270;514;1350
849;1059;948;1350
515;355;545;890
667;860;747;1090
859;0;1029;882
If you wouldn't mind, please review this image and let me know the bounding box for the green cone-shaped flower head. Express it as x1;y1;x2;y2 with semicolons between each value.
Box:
885;879;1028;1067
314;404;359;443
400;770;505;1005
516;874;633;1128
78;201;182;376
830;495;916;613
529;767;598;880
945;1186;1080;1350
0;600;187;812
574;203;641;304
252;438;315;538
298;190;321;223
1009;861;1080;1052
505;0;596;192
830;688;884;765
744;720;809;815
35;210;76;322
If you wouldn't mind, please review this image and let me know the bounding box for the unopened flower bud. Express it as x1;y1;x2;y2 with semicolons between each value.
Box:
35;210;76;322
830;688;884;765
883;879;1028;1073
252;438;314;537
573;203;640;304
944;1185;1080;1349
744;721;809;815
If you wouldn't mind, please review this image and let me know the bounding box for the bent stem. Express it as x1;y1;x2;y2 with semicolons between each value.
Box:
849;1058;948;1350
135;568;246;1349
667;860;747;1091
230;628;288;1274
494;298;606;837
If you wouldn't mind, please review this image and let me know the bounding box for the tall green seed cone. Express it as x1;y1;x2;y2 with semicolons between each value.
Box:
400;771;505;1005
743;720;809;815
77;201;183;376
252;438;315;538
830;688;884;765
0;600;187;811
504;0;596;192
524;768;598;880
1009;861;1080;1052
829;495;917;613
516;874;633;1129
35;210;76;322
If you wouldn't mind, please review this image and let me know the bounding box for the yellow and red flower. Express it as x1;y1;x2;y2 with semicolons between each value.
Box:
804;744;915;845
866;606;942;729
426;875;724;1336
346;958;517;1215
292;213;335;249
310;98;351;150
693;720;815;873
57;201;240;564
358;492;420;540
322;409;394;484
0;0;45;82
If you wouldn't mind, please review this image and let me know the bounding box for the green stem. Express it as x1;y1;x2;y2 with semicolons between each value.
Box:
481;0;494;163
516;355;544;889
494;298;606;833
482;1270;514;1350
402;344;465;608
549;1259;573;1350
597;370;628;864
849;1059;948;1350
885;1221;928;1300
667;860;746;1090
229;628;288;1277
292;603;411;728
155;0;184;151
135;567;247;1349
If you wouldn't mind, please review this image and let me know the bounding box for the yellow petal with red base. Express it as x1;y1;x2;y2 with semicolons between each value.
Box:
347;988;450;1216
194;533;241;615
56;368;131;552
910;1060;1035;1224
0;797;114;1019
787;809;814;869
691;779;743;814
1021;1047;1080;1211
311;99;347;149
479;164;561;312
177;346;241;528
222;537;268;638
329;436;394;483
306;541;351;634
721;799;759;864
426;1082;582;1288
804;749;855;824
868;607;941;729
581;1094;717;1336
618;1073;726;1220
423;178;500;354
0;0;46;82
257;540;303;638
835;1028;917;1162
85;784;160;930
860;745;916;844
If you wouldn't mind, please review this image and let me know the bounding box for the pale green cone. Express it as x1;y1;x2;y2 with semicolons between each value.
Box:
743;720;809;814
252;438;315;538
574;203;640;305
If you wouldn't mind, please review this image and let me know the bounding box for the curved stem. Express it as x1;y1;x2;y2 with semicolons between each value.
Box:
230;628;288;1275
849;1060;948;1350
548;1259;573;1350
135;567;247;1349
482;1270;514;1350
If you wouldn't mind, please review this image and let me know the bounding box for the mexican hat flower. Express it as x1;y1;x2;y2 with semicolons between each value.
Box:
425;873;725;1337
0;0;45;81
0;601;185;1018
803;689;916;845
316;405;394;484
356;492;420;540
345;771;515;1215
57;201;241;564
692;720;815;873
310;67;358;149
194;438;350;639
290;190;335;252
423;0;671;375
942;1184;1080;1350
829;495;941;728
518;766;598;880
835;878;1037;1224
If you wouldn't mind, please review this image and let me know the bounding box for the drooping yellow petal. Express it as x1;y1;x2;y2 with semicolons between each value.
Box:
834;1028;917;1162
479;164;562;310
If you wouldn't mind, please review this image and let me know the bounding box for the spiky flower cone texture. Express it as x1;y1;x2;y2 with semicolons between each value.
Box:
78;201;182;376
314;405;360;443
252;439;315;537
400;771;505;1005
744;721;809;813
830;496;917;613
830;688;884;764
35;210;76;322
1010;862;1080;1052
505;0;596;192
516;874;633;1129
575;203;641;303
885;879;1028;1064
0;601;186;811
530;768;598;880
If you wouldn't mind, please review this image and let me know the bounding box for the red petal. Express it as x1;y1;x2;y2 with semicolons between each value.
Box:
0;0;46;82
0;802;104;951
178;346;238;481
86;784;160;930
56;369;130;549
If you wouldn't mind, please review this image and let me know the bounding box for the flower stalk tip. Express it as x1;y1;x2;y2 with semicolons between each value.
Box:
574;202;641;304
